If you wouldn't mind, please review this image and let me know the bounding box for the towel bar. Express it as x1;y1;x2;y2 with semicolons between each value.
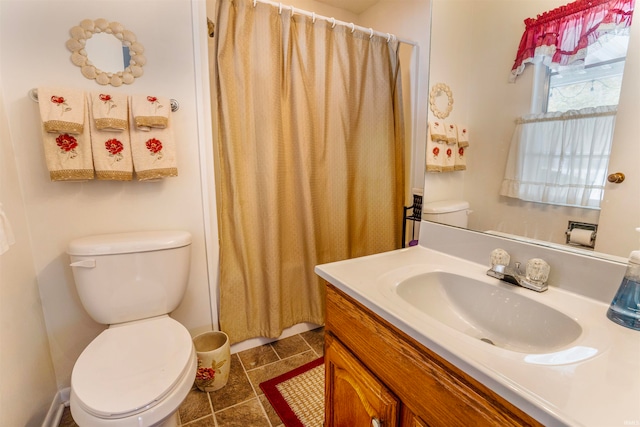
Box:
28;88;180;112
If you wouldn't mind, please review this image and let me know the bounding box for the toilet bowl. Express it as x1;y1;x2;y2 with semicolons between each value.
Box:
70;316;196;427
67;231;196;427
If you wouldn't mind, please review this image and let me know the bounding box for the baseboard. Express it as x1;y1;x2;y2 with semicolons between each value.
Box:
229;322;322;354
41;388;70;427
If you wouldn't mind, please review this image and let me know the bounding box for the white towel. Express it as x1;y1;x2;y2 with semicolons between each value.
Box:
90;92;128;132
454;144;467;171
457;125;469;148
88;94;133;181
129;97;178;180
37;87;85;134
426;128;444;173
0;203;15;255
442;143;455;172
131;94;171;131
445;123;458;144
428;120;447;141
40;96;94;181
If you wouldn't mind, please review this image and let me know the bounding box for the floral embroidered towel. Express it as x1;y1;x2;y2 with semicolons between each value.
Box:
454;144;467;171
37;87;85;134
131;94;171;131
442;141;456;172
40;95;94;181
88;94;133;181
445;123;458;144
428;120;447;141
457;125;469;148
426;127;444;173
128;97;177;181
90;92;128;132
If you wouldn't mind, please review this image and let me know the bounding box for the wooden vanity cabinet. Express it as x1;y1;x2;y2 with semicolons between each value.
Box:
324;284;543;427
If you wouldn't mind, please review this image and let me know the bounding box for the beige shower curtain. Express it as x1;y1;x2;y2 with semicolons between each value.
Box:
213;0;405;343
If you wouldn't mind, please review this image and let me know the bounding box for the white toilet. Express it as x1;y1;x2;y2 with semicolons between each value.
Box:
422;199;470;227
67;230;197;427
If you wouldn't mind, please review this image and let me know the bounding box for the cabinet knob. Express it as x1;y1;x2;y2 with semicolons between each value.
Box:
371;418;381;427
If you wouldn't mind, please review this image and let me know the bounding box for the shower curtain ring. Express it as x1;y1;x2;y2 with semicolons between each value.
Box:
330;17;336;28
350;23;355;33
290;6;294;16
369;28;374;39
386;33;391;42
311;12;316;23
252;0;256;6
278;2;282;14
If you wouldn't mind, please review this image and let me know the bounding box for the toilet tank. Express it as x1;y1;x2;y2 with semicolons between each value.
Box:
67;230;192;325
422;200;470;228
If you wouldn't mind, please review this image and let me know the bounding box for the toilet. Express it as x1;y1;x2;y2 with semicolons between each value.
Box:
422;199;470;227
67;230;197;427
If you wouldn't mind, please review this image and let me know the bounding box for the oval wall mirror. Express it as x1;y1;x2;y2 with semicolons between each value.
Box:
66;18;145;87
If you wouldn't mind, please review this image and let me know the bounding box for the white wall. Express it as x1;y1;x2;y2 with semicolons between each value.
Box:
0;76;58;426
0;0;216;395
427;0;638;256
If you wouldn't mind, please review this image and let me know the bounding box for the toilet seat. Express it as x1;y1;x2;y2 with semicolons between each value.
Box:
71;315;194;419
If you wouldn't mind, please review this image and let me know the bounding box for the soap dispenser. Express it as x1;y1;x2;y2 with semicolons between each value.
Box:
606;250;640;331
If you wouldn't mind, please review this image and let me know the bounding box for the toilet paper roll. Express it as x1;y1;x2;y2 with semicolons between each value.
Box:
569;228;594;246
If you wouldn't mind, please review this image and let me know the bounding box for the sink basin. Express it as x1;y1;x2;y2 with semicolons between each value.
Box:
395;271;582;353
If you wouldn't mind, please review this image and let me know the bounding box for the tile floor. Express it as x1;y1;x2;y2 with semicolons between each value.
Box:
59;327;325;427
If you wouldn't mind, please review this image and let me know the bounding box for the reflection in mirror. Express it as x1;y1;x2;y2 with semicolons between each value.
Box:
425;0;639;259
84;33;130;73
66;18;145;87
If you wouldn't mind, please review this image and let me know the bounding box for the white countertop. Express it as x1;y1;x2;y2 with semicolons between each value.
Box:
316;244;640;427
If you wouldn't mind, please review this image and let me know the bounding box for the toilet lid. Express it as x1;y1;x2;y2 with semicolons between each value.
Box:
72;316;194;418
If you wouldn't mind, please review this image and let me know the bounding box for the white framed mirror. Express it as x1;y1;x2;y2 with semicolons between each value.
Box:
429;83;454;119
66;18;145;87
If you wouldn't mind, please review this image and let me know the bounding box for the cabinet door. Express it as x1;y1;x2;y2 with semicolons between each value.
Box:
325;334;399;427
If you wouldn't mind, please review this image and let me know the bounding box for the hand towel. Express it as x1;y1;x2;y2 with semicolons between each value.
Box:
454;144;467;171
0;203;15;255
90;92;128;131
88;94;133;180
445;123;458;144
426;128;444;173
457;125;469;148
40;96;94;181
131;94;171;131
37;87;85;134
129;97;178;180
428;120;447;141
442;143;456;172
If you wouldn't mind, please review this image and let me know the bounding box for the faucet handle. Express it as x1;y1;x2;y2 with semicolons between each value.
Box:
525;258;550;285
490;248;510;270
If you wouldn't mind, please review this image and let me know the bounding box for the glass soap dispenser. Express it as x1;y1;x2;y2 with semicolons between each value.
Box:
606;250;640;331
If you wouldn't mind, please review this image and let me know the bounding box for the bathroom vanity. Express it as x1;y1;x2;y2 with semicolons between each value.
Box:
316;222;640;427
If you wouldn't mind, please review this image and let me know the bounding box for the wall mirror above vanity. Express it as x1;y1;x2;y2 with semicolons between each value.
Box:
66;18;145;87
425;0;639;260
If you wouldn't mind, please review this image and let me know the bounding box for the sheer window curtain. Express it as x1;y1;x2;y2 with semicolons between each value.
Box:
213;0;405;343
500;106;616;208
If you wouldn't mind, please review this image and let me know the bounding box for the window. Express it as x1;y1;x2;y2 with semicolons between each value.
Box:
545;34;629;113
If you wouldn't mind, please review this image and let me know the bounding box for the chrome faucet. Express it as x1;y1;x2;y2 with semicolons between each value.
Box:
487;249;549;292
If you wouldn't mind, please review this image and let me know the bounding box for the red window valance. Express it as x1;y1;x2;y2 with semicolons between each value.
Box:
510;0;635;82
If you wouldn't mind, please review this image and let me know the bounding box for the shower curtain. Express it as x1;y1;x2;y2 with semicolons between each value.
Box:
213;0;405;343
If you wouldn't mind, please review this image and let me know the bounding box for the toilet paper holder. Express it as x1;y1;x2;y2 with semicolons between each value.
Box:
565;221;597;248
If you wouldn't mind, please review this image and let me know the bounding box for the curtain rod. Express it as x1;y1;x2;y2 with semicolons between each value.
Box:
251;0;418;47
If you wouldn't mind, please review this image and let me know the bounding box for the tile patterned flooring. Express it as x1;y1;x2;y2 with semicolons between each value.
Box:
59;327;325;427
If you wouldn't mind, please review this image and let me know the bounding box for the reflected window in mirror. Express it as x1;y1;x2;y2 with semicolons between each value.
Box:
503;0;634;210
536;34;630;113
